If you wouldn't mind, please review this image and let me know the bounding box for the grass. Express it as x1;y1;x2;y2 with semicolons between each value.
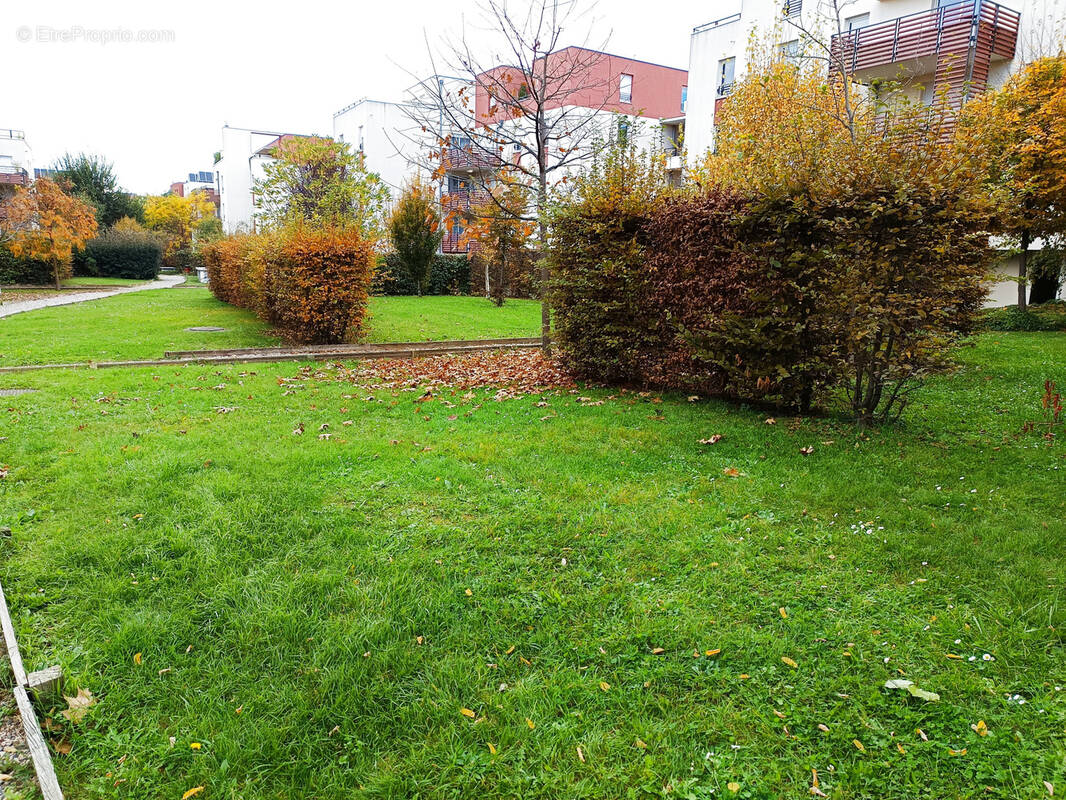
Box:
0;288;542;366
0;287;279;366
62;277;152;288
365;295;542;342
0;332;1064;799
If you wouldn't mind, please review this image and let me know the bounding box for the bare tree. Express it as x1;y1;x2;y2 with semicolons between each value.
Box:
402;0;616;349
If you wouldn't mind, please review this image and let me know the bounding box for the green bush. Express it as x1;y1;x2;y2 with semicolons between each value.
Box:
76;230;162;279
981;302;1066;331
374;254;470;296
0;245;53;285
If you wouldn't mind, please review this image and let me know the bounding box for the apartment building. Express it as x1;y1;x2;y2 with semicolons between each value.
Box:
169;170;220;211
0;128;33;200
333;99;421;199
440;47;688;252
685;0;1065;305
214;126;314;233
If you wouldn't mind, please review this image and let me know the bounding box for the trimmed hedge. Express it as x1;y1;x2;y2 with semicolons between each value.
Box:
204;226;374;344
74;230;162;280
373;254;470;296
0;245;53;285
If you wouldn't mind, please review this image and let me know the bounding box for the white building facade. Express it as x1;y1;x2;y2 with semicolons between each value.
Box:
0;128;33;200
214;126;310;233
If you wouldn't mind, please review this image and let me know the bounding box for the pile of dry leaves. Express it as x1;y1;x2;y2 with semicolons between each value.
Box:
295;349;576;394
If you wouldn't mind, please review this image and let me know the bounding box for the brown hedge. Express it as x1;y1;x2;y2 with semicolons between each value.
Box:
205;226;375;344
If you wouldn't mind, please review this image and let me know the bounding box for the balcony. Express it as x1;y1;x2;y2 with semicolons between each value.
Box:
442;145;504;173
830;0;1020;83
441;189;492;212
0;129;26;141
0;166;29;186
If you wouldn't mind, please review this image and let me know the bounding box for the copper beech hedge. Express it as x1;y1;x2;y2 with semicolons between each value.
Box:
203;226;375;344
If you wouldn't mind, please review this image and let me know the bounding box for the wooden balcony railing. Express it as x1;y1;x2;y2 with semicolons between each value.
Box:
830;0;1019;76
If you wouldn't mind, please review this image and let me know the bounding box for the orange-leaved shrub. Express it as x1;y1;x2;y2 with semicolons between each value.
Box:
204;226;375;344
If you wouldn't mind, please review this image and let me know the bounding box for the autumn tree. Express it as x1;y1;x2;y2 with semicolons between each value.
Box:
1;178;98;287
465;182;535;306
144;192;218;269
405;0;617;345
958;54;1066;309
255;137;389;240
388;180;443;296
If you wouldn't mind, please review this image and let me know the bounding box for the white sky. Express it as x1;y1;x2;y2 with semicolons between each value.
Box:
8;0;716;195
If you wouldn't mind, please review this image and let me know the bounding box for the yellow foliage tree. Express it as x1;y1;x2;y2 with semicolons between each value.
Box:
463;181;536;305
144;192;217;268
958;54;1066;308
2;178;98;287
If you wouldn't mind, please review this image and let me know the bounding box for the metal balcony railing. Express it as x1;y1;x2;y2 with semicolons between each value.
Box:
442;146;504;173
693;13;741;34
0;129;26;140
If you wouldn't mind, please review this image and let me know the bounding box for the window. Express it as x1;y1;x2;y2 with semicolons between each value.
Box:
617;118;630;145
779;39;802;62
358;125;365;151
717;57;735;96
783;0;802;17
619;73;633;103
844;13;869;31
681;85;688;113
448;176;469;194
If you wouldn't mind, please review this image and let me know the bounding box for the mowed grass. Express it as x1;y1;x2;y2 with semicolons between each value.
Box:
364;296;542;343
0;333;1064;799
62;277;152;287
0;288;542;366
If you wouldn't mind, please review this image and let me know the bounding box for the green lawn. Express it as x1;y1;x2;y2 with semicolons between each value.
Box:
0;288;279;366
0;333;1063;799
365;296;542;343
0;289;542;366
62;277;152;288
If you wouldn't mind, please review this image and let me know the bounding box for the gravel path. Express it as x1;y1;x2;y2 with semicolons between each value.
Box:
0;274;185;319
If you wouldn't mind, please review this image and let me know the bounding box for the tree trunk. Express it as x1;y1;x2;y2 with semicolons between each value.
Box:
496;241;506;307
1018;230;1031;311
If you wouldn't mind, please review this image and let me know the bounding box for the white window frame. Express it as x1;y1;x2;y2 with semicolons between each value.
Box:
619;73;633;104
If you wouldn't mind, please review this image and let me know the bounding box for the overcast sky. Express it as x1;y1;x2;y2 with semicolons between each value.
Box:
8;0;717;195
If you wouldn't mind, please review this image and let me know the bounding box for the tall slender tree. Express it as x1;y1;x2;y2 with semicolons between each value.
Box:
389;180;443;296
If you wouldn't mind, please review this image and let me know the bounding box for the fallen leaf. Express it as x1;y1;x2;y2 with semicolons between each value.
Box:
464;588;473;597
810;768;827;797
699;435;723;445
526;717;535;729
505;645;515;655
949;748;967;756
1044;780;1054;796
488;742;497;755
972;720;988;737
896;742;906;754
764;417;776;425
799;446;815;456
727;782;741;793
635;738;647;749
133;652;142;665
917;728;928;742
818;724;830;733
599;681;610;692
723;467;741;477
182;788;205;800
853;739;866;752
781;656;798;669
705;649;721;657
779;607;788;619
576;745;585;762
61;688;96;723
651;647;666;655
460;707;476;718
52;739;72;755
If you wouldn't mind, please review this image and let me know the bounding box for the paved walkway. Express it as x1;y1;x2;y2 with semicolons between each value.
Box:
0;275;185;319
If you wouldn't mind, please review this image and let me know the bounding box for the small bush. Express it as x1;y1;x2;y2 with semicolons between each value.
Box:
982;302;1066;331
261;226;375;344
76;229;163;279
374;254;470;296
0;245;53;285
